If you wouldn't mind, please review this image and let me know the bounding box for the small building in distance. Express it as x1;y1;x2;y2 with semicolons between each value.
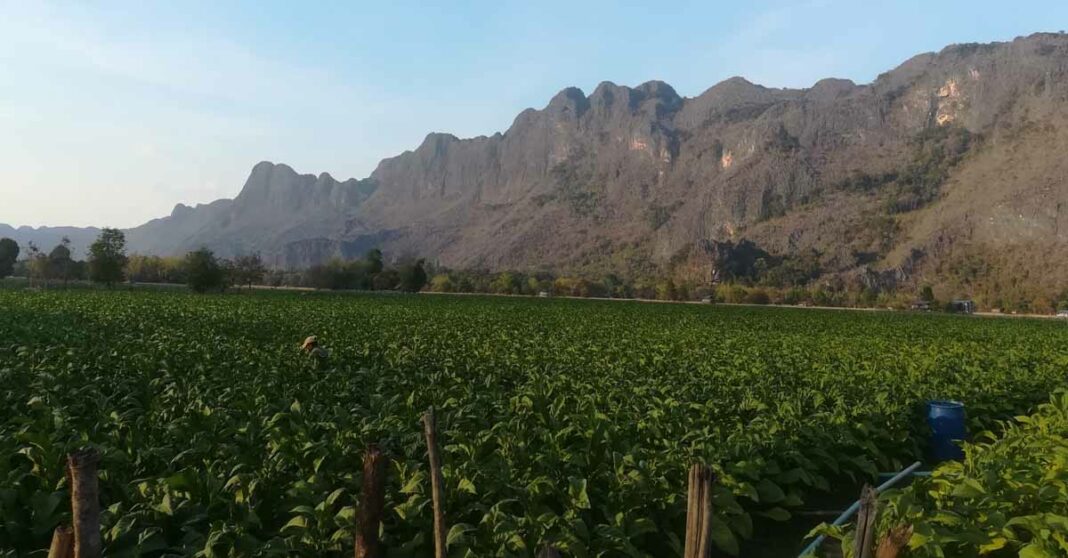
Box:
911;300;933;311
538;290;550;298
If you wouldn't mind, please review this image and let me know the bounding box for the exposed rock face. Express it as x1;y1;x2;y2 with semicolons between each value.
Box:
126;162;377;267
7;33;1068;294
346;32;1068;288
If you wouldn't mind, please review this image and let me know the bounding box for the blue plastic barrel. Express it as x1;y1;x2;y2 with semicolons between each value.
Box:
927;400;966;461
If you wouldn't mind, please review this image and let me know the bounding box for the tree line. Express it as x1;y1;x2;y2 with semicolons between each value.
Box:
0;230;428;294
4;229;1066;313
0;229;266;293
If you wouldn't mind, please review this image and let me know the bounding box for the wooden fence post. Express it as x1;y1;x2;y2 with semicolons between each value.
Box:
422;407;447;558
683;464;715;558
47;525;73;558
853;485;878;558
68;448;102;558
355;445;387;558
875;524;913;558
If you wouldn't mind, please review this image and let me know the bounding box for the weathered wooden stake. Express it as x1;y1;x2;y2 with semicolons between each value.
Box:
853;485;879;558
684;465;696;556
68;448;102;558
47;525;74;558
875;524;913;558
355;445;387;558
683;464;715;558
423;407;447;558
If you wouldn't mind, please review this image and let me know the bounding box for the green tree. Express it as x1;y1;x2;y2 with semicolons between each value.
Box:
601;274;622;298
25;243;47;288
429;274;454;292
365;249;384;275
372;268;400;291
88;228;128;286
232;253;267;290
47;237;74;285
185;248;226;293
655;279;678;301
490;272;519;294
0;238;19;279
920;285;935;302
398;260;428;293
126;254;165;283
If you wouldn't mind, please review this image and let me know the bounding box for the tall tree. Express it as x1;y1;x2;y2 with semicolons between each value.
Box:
232;253;267;290
47;237;74;285
398;259;428;293
88;228;128;286
25;242;48;288
366;249;384;275
0;238;18;279
184;248;226;293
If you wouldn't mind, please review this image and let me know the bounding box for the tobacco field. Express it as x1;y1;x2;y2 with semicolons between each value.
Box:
833;391;1068;557
2;288;1067;557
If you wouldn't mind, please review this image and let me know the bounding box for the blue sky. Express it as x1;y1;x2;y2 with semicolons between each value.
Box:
2;0;1067;228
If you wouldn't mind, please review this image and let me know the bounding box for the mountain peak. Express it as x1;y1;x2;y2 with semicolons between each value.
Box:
635;80;679;99
547;87;590;117
171;203;192;217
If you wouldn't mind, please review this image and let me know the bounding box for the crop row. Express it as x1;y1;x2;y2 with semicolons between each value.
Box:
2;289;1067;556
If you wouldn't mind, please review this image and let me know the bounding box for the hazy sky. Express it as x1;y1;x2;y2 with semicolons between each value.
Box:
2;0;1067;228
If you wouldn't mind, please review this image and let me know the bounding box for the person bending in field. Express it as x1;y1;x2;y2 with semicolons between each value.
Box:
301;335;331;365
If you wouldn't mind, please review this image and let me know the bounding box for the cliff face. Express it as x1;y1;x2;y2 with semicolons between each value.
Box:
11;33;1068;296
348;33;1068;290
126;162;378;266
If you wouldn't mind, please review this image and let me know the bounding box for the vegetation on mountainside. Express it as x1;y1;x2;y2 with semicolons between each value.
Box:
885;126;976;214
834;126;977;214
2;290;1068;556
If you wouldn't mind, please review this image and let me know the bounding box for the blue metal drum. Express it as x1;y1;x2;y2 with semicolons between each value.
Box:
927;400;966;461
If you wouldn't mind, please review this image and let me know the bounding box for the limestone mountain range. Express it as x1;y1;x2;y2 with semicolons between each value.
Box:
6;33;1068;298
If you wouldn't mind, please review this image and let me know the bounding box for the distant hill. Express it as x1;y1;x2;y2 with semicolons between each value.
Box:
5;33;1068;304
0;224;99;259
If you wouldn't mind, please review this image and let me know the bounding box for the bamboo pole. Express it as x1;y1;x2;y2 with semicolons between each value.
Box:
853;485;879;558
47;525;73;558
355;445;387;558
683;464;715;558
422;407;447;558
68;448;102;558
875;525;913;558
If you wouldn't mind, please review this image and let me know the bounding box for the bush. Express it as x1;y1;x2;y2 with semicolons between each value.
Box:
838;392;1068;557
429;274;453;293
745;289;770;305
398;260;428;293
373;269;400;291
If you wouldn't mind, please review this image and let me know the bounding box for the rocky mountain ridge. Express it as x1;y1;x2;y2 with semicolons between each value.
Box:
6;33;1068;302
